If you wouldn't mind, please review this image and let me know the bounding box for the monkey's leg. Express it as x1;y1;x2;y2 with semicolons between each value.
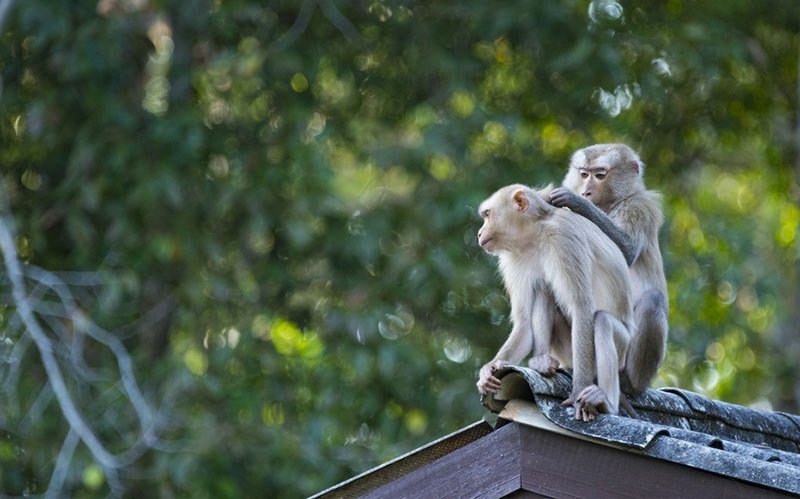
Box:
528;290;560;376
549;307;572;368
622;289;667;395
585;310;630;418
566;311;596;404
563;309;624;422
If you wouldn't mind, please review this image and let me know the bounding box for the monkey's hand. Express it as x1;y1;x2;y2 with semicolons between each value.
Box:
477;360;507;395
528;353;559;377
562;385;611;422
548;187;584;211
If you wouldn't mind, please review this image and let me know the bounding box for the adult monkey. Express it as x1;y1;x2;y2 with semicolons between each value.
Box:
550;143;668;395
476;184;633;421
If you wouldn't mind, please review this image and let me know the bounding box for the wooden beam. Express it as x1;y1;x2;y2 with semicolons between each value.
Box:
313;421;493;498
321;418;793;498
516;424;791;498
365;422;522;498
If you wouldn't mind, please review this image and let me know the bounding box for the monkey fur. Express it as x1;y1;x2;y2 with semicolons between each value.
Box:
476;184;633;421
550;143;668;395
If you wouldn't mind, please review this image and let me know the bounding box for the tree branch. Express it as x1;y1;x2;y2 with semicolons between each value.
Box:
0;210;120;469
271;0;316;51
319;0;367;47
48;428;80;496
271;0;366;51
0;0;14;32
0;182;161;495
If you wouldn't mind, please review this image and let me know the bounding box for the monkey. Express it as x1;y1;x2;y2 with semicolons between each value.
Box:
549;143;668;396
475;184;633;421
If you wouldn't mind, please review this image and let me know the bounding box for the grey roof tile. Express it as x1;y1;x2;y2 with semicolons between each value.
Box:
483;365;800;495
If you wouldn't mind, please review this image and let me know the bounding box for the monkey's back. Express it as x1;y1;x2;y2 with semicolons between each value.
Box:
551;208;633;323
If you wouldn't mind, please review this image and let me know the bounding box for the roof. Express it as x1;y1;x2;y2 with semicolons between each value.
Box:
310;420;494;498
313;366;800;498
485;366;800;495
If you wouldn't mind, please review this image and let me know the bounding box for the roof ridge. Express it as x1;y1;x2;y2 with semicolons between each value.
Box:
483;365;800;451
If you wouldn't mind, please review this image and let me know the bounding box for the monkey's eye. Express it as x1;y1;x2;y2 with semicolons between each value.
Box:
480;209;490;219
594;169;607;180
579;170;590;179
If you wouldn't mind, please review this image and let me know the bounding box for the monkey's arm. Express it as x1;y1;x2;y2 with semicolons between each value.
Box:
493;307;534;364
477;321;531;394
478;295;535;394
549;188;638;265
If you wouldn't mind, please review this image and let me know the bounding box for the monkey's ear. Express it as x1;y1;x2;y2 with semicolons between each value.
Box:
631;161;640;175
512;190;530;212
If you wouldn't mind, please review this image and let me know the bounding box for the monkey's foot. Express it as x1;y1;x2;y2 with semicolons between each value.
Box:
528;354;559;377
562;385;611;422
619;371;647;398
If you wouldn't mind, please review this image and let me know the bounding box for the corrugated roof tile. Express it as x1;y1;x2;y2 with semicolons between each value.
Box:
484;365;800;495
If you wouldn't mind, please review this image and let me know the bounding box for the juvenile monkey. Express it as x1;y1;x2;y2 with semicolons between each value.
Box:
476;184;633;421
550;143;668;395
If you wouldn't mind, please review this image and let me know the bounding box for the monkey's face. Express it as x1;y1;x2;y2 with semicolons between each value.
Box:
477;205;499;253
477;185;539;254
477;188;516;253
576;166;611;208
567;144;644;209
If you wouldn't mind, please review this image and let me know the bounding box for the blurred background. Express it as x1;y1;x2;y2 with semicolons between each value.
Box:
1;0;798;496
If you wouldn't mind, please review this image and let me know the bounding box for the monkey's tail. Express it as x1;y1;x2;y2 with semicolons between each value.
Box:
619;392;639;419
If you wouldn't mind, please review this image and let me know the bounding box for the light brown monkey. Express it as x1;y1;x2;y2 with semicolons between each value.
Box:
476;184;633;421
550;143;668;395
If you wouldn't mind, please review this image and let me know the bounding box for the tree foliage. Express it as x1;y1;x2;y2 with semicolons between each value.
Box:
0;0;798;496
